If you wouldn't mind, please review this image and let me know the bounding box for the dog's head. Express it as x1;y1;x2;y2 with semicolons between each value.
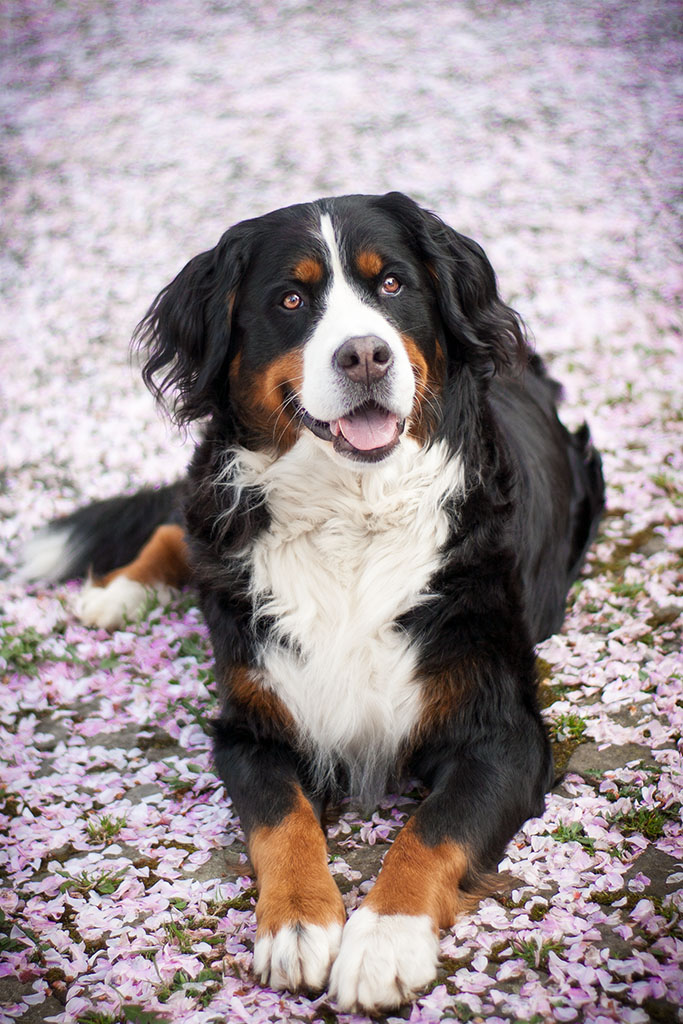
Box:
137;192;526;463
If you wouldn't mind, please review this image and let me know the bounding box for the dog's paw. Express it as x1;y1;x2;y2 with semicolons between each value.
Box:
328;907;439;1012
254;921;343;993
74;576;171;630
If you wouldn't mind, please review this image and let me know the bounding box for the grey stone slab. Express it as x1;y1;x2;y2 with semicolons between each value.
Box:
566;742;658;776
625;845;682;899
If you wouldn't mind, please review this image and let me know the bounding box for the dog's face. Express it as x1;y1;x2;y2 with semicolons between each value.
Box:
228;198;443;462
138;192;525;461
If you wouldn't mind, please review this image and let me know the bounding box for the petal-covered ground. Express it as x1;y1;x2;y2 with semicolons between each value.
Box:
1;1;681;1022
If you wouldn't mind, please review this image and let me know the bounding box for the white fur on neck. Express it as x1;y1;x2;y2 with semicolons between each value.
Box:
230;432;465;800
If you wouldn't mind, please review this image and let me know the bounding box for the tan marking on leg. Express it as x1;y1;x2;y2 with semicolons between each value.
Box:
293;257;324;285
102;524;190;588
412;665;466;744
363;820;469;930
228;664;296;733
250;789;346;936
355;250;383;278
401;335;445;444
231;349;304;453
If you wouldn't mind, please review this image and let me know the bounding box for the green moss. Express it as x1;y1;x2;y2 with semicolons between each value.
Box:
511;936;564;969
439;955;466;976
536;656;574;710
0;624;45;676
548;712;588;743
537;682;560;709
168;696;216;736
610;807;671;841
550;736;585;775
551;822;596;854
611;581;647;598
163;920;193;953
0;789;21;818
57;866;127;897
207;887;258;913
85;813;127;843
651;473;680;500
0;933;27;953
122;1007;170;1024
535;657;553;682
44;967;67;984
172;632;209;661
589;889;638;910
156;969;191;1003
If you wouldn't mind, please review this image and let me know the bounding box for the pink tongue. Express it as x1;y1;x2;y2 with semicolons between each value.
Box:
333;406;398;451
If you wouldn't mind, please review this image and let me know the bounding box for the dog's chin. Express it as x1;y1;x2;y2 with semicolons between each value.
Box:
299;402;405;464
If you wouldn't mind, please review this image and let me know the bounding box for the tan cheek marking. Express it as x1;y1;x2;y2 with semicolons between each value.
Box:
401;335;445;443
293;257;324;285
363;820;470;930
249;789;346;936
101;524;190;588
227;664;296;733
232;349;304;454
355;250;383;278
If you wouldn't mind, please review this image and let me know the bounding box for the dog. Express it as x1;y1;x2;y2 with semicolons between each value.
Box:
21;192;605;1012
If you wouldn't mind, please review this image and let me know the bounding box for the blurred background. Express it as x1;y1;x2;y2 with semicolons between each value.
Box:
1;0;681;548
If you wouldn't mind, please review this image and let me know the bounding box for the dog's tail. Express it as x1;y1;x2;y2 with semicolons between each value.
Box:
17;482;185;584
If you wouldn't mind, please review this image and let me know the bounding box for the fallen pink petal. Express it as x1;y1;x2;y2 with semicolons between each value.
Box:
1;1;682;1023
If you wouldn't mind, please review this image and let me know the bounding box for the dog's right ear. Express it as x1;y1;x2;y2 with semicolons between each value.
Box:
374;192;527;380
135;224;250;424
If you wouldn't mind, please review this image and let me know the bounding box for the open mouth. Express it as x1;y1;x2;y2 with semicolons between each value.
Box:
299;401;405;462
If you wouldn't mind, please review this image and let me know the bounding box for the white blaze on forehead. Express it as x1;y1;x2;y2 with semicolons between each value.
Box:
299;213;416;423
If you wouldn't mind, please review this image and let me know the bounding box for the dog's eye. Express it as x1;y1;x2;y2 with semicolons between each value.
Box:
381;275;401;295
281;292;304;310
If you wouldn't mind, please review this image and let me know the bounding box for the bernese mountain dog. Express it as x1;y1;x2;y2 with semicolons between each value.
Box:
22;192;605;1013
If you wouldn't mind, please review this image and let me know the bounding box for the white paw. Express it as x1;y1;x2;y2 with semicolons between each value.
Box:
74;576;171;630
328;907;439;1012
253;921;343;993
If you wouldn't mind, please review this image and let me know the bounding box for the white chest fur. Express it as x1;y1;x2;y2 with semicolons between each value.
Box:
231;434;464;797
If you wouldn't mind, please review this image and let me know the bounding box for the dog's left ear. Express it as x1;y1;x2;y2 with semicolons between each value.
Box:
134;222;251;424
375;192;527;378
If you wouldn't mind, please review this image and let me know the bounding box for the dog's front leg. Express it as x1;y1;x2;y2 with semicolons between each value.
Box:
213;712;346;994
329;713;551;1013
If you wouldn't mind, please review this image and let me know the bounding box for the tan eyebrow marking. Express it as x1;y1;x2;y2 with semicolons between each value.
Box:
292;257;324;284
355;250;383;278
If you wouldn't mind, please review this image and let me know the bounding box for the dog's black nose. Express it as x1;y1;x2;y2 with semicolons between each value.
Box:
333;336;393;384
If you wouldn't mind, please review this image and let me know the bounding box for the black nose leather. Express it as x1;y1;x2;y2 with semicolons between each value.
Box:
333;336;394;384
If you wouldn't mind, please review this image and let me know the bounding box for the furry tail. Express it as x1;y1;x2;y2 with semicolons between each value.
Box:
17;482;185;583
